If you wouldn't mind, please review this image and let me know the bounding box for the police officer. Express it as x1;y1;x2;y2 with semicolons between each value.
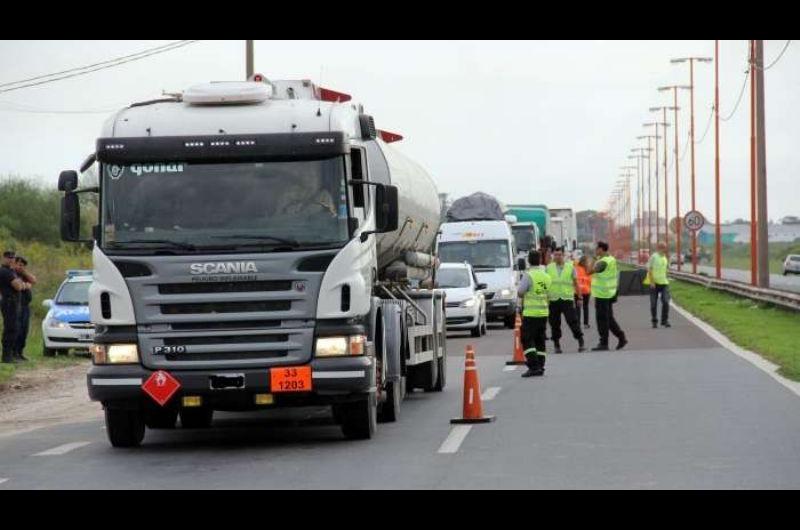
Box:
648;241;671;328
1;250;29;364
590;241;628;351
13;256;36;361
546;247;585;353
517;250;552;377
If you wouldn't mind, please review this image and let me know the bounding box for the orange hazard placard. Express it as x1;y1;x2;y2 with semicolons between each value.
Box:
270;366;312;393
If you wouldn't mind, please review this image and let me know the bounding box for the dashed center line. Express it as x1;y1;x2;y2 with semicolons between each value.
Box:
0;478;8;485
34;441;91;456
437;425;472;454
481;386;501;401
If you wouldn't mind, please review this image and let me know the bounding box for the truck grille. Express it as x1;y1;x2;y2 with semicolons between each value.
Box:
163;334;288;346
160;300;291;315
158;280;292;295
170;320;281;331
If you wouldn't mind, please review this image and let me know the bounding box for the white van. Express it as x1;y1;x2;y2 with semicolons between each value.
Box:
437;220;519;328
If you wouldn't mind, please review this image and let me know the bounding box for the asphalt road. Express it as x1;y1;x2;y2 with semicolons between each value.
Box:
693;264;800;294
2;295;800;489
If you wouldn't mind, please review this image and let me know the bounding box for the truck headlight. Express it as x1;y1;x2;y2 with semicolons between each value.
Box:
460;298;476;308
315;335;366;357
499;289;513;299
47;317;68;329
90;343;139;365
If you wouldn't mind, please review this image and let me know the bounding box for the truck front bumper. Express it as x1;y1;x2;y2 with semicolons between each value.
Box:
486;299;517;320
87;356;375;410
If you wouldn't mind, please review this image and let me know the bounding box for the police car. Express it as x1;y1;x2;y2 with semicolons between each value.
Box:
41;270;94;356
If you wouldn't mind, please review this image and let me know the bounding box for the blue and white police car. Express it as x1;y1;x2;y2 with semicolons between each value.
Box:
41;270;94;356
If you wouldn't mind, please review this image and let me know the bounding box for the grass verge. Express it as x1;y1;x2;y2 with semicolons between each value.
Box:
670;279;800;381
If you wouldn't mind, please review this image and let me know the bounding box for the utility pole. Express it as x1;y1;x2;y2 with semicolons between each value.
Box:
749;40;757;286
658;85;688;270
643;124;661;245
714;40;722;279
246;40;254;79
630;149;649;258
671;56;713;273
754;39;769;288
637;136;658;254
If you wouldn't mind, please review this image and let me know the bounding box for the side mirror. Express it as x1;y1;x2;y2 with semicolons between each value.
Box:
60;193;80;242
42;299;53;308
518;258;527;271
58;170;78;192
374;184;399;233
477;283;487;290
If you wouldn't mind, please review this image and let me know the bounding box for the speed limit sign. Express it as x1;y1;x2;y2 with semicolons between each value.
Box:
684;210;705;232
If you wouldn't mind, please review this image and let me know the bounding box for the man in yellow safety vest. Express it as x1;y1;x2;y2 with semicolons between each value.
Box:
589;241;628;351
517;250;552;377
648;241;671;328
545;247;585;353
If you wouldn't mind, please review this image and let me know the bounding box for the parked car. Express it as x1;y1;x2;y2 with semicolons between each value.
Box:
438;262;487;337
783;254;800;275
41;270;94;356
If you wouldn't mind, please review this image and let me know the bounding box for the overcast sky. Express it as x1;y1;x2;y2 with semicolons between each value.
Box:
0;40;796;222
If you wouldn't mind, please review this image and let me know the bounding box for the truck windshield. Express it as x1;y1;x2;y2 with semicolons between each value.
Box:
438;240;510;269
437;268;471;288
57;281;91;305
100;158;350;251
512;226;536;251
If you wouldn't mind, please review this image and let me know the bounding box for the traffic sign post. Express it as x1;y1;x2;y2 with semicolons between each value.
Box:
684;210;705;232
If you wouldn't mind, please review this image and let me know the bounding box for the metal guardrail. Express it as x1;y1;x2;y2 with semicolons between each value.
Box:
622;261;800;312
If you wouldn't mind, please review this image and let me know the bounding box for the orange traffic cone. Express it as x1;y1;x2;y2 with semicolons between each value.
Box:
506;314;525;365
451;345;496;424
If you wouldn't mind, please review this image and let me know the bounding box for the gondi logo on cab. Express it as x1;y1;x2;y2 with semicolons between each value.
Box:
130;163;185;176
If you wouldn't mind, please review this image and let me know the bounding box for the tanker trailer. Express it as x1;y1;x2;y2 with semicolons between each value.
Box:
58;76;446;447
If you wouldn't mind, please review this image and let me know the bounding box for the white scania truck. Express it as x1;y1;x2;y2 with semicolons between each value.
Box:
58;77;447;447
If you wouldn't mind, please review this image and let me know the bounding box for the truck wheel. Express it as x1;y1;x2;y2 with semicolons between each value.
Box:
145;407;178;429
105;408;145;448
340;394;377;440
433;352;446;392
180;407;213;429
377;379;401;423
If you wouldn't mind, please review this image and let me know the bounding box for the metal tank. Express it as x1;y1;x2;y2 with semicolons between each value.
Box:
372;140;441;273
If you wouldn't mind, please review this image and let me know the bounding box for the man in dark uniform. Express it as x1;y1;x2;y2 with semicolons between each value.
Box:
1;250;29;364
12;256;36;361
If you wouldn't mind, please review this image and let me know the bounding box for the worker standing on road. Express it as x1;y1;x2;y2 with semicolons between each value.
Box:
545;248;585;353
647;241;671;329
589;242;628;351
575;255;593;329
517;250;552;377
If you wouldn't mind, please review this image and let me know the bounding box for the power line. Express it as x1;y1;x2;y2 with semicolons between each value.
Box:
0;40;194;90
719;70;749;122
0;40;200;94
761;40;791;70
695;106;715;144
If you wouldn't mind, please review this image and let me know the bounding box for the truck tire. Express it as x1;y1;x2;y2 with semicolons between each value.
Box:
433;351;446;392
105;408;145;448
180;407;213;429
378;379;401;423
340;393;377;440
145;407;178;429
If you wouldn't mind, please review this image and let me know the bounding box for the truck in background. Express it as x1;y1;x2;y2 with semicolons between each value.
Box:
549;208;577;251
58;76;447;447
506;204;550;240
439;193;519;329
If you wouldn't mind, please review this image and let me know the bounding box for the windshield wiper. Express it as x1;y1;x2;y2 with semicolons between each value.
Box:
210;235;300;246
108;239;198;251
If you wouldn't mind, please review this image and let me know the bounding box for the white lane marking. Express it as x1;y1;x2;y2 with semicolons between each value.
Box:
91;378;142;386
312;371;365;379
437;425;472;454
34;441;91;456
503;365;519;372
0;478;8;485
671;301;800;399
481;386;501;401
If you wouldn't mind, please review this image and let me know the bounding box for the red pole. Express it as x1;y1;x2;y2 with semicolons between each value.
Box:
674;88;682;271
749;40;757;286
714;40;722;279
